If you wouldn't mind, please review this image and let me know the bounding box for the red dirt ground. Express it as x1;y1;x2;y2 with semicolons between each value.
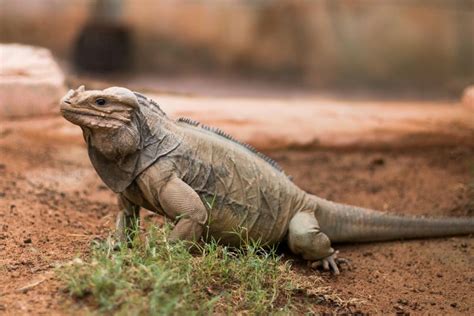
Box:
0;117;473;315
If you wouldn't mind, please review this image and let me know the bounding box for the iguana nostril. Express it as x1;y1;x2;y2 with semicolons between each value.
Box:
64;100;71;104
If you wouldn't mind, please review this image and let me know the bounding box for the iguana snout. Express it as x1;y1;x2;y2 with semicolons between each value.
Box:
60;85;137;129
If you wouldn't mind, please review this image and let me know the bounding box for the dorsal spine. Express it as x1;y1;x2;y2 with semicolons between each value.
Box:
177;116;285;173
177;117;200;126
134;92;289;176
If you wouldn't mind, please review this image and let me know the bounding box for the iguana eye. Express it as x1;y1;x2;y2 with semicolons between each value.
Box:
95;98;107;106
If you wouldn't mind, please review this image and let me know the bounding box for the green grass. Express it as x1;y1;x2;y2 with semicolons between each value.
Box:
59;222;356;315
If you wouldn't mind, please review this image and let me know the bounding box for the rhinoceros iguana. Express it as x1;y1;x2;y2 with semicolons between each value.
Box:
60;86;474;274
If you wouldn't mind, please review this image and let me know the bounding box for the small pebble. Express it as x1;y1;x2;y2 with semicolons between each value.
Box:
371;157;385;166
397;298;408;305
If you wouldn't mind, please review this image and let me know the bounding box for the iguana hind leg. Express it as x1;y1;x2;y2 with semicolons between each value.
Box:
288;211;344;274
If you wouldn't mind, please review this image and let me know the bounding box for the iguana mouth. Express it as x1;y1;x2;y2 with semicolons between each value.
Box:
61;106;127;129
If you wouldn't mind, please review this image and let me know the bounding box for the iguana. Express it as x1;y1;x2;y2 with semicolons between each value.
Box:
60;86;474;274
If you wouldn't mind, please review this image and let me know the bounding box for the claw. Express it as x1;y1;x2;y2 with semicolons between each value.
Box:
327;255;340;275
322;258;330;271
336;257;352;271
309;250;349;275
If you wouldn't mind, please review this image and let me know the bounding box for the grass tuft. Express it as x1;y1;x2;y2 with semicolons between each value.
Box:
59;222;357;314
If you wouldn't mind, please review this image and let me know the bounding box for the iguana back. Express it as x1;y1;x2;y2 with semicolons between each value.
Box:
141;114;309;245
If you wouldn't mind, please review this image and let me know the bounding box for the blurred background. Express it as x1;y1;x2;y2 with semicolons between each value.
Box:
1;0;473;98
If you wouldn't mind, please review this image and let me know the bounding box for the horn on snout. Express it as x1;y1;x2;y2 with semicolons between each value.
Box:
60;89;76;105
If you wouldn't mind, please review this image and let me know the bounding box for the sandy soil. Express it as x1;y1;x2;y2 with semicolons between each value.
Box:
0;118;473;315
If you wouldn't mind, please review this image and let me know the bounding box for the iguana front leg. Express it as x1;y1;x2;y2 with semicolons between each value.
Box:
158;176;208;242
115;194;141;245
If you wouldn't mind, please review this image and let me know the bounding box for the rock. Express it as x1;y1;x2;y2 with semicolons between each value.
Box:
0;44;66;118
462;85;474;109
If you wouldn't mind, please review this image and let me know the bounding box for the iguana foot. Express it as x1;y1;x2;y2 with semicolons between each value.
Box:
309;251;350;275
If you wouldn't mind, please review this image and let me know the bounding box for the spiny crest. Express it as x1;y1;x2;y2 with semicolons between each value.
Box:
132;91;289;176
134;92;166;116
177;117;200;126
177;117;286;174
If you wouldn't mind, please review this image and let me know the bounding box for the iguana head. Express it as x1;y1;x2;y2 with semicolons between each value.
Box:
60;86;142;159
60;85;137;129
60;86;180;193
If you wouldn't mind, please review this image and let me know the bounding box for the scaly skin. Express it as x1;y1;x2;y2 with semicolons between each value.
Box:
60;86;474;275
126;118;309;246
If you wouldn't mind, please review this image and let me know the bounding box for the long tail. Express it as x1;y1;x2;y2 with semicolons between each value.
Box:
311;196;474;243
